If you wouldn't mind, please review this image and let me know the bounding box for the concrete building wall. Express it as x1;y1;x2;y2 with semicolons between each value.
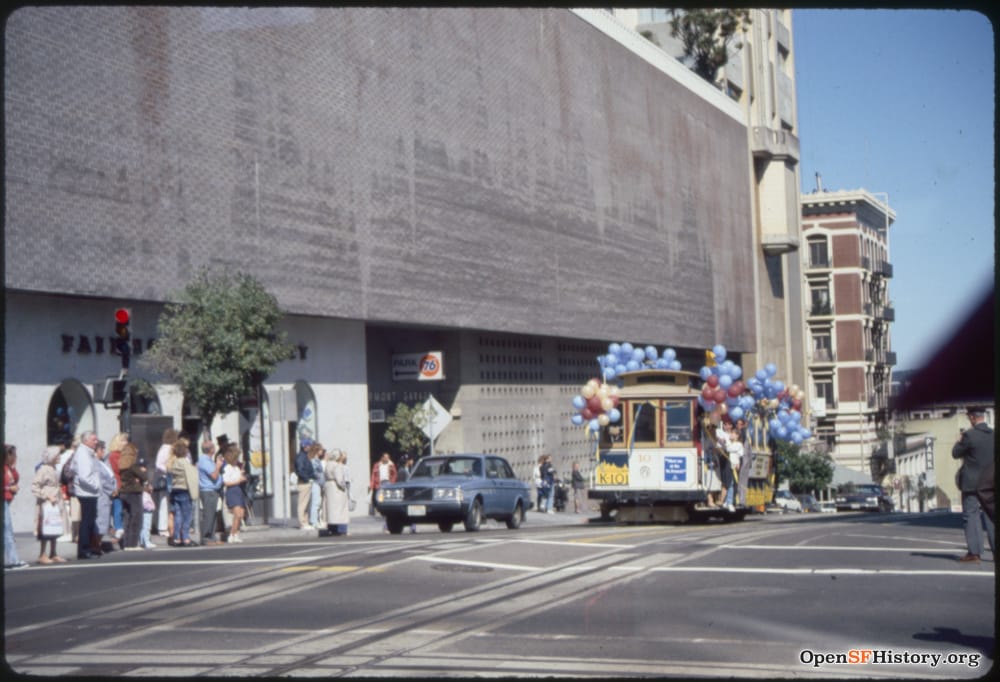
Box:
5;6;755;351
3;291;370;531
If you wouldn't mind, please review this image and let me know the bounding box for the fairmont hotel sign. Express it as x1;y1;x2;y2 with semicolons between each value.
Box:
60;333;310;360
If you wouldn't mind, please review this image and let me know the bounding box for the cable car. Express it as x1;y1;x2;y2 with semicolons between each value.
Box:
587;368;770;523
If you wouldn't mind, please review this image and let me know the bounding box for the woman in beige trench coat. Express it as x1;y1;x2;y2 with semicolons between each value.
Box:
323;450;350;535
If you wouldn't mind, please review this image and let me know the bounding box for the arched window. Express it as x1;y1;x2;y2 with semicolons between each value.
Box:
46;380;95;446
294;380;317;449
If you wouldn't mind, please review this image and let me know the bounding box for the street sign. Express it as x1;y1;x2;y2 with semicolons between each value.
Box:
420;395;452;442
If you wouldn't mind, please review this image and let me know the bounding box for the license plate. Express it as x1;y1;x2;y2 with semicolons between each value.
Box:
408;505;427;517
850;503;860;509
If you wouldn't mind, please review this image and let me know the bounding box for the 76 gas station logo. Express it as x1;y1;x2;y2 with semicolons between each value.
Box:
419;353;442;379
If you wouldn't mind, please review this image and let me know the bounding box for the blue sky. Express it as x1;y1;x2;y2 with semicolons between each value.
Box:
792;9;995;372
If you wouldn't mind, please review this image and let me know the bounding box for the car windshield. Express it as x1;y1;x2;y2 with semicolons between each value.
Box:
411;456;482;478
856;485;882;494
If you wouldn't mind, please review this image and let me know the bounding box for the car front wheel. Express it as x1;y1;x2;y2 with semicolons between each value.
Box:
386;517;405;534
438;521;454;532
463;498;482;532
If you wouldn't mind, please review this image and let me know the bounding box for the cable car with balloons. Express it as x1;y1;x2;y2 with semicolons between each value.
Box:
573;343;811;523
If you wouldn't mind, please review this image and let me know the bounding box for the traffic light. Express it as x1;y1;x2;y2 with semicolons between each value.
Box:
114;308;131;368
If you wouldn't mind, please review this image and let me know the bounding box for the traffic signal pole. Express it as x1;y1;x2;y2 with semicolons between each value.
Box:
115;308;132;434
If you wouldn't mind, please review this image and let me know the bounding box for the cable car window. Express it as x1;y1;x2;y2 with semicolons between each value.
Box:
664;401;692;442
630;402;658;446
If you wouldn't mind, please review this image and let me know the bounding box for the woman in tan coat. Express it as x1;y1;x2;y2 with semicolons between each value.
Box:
31;446;65;564
323;449;350;535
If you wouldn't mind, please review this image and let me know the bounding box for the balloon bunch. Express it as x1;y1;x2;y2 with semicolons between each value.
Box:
598;342;682;381
698;345;812;445
571;378;622;433
697;344;752;420
744;364;811;444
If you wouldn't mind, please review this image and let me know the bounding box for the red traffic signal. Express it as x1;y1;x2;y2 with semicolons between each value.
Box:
113;308;131;369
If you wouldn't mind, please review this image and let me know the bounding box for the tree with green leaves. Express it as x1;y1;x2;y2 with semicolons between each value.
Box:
142;268;294;437
776;440;835;496
668;9;751;83
383;402;430;459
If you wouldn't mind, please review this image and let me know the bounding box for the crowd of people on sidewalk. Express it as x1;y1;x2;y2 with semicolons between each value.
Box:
292;439;355;536
2;427;294;568
532;455;588;514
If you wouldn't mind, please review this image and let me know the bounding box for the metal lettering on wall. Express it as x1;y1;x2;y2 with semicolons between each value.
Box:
60;334;308;359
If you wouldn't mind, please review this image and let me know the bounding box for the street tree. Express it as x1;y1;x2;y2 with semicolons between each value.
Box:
383;402;430;459
668;9;751;83
776;441;835;496
142;268;294;438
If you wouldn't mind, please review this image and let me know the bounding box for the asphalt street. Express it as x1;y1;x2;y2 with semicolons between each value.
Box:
4;510;995;678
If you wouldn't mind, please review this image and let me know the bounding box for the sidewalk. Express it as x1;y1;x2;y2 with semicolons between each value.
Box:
6;509;594;567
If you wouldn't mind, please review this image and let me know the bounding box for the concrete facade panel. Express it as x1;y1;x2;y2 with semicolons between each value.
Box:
5;6;754;351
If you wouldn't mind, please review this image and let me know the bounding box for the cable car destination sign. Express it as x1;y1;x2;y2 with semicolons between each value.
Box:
392;351;444;382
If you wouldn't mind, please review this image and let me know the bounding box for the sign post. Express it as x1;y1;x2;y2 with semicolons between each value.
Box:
420;395;452;457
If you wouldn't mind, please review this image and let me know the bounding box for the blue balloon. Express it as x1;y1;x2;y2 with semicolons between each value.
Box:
605;353;617;366
615;364;628;375
791;433;803;445
609;408;621;422
571;414;584;426
588;419;601;432
645;346;658;361
773;380;785;394
664;348;676;362
776;426;789;439
609;343;622;356
719;375;733;389
730;407;744;420
712;345;727;362
626;360;640;371
670;360;681;370
765;363;777;377
632;348;646;363
621;342;634;356
573;395;586;409
700;367;713;380
654;358;667;369
756;369;768;381
731;365;742;380
769;418;781;431
604;367;617;380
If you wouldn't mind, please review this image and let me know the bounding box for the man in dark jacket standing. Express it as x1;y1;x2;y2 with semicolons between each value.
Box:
952;407;995;562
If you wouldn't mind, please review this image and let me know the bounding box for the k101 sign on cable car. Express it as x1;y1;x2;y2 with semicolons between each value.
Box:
392;351;444;381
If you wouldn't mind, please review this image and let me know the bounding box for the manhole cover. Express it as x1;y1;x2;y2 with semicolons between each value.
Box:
431;563;493;573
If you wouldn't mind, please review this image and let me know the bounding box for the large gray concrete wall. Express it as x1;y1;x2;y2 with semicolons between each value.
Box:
5;6;755;351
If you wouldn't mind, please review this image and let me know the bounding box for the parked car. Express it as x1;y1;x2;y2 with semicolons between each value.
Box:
835;484;894;513
773;489;802;513
796;493;822;513
374;453;532;533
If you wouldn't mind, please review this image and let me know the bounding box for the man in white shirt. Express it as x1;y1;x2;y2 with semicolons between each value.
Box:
71;431;101;559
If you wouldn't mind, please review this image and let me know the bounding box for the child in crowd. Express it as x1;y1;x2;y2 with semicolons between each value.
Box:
140;482;156;549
